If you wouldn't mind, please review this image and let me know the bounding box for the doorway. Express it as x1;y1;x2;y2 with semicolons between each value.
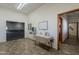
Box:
6;21;24;41
57;8;79;50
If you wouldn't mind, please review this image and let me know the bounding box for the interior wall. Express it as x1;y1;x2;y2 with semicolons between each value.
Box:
0;8;28;42
28;3;79;49
62;16;68;42
28;4;57;49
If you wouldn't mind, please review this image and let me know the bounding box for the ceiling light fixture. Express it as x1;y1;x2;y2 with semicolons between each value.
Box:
17;3;27;10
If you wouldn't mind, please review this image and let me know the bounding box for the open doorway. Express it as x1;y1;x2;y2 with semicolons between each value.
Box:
58;9;79;51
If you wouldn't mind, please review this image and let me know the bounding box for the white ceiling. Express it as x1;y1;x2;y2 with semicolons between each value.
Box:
0;3;45;15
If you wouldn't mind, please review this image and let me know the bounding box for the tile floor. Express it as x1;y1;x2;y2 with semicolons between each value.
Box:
0;38;79;55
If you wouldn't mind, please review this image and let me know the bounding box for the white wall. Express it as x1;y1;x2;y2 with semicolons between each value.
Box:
0;8;28;42
62;16;68;42
28;3;79;49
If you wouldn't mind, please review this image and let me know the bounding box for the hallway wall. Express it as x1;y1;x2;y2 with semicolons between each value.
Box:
28;3;79;49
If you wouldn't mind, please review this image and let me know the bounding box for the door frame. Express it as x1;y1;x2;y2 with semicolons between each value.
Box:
57;15;63;50
57;8;79;50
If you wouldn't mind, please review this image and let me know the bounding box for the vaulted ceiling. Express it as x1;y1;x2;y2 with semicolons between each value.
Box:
0;3;45;15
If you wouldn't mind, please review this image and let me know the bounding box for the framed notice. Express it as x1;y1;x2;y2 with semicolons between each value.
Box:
39;21;48;30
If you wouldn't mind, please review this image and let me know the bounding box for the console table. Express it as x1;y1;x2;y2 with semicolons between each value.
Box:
34;35;53;51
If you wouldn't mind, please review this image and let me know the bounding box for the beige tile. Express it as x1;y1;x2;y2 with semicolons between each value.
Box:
0;38;78;55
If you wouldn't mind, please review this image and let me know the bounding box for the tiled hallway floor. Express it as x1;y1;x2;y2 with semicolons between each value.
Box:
0;38;79;55
61;36;79;55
